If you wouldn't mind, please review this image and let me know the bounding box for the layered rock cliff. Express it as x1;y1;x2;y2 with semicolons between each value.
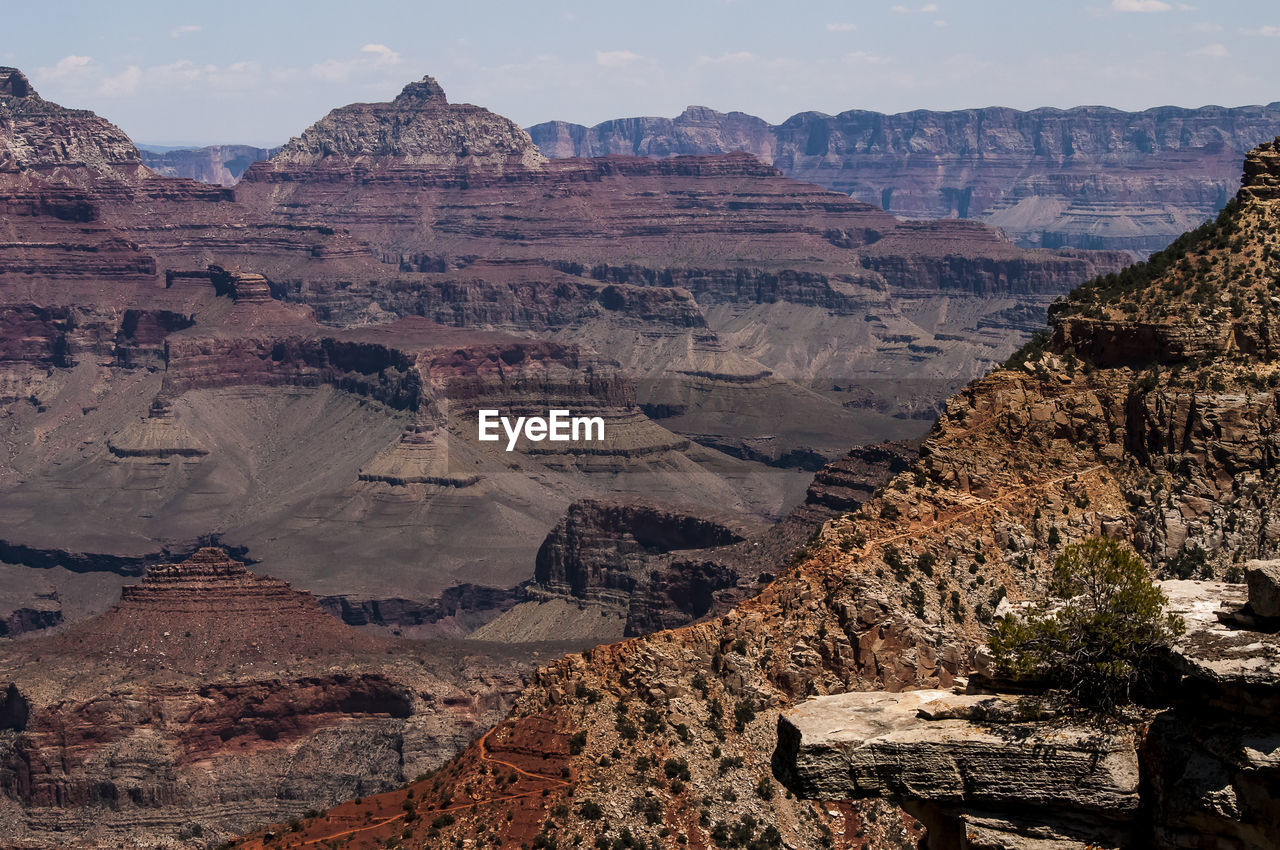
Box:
0;549;536;847
269;75;545;170
0;70;786;616
239;138;1280;849
529;103;1280;254
238;77;1126;441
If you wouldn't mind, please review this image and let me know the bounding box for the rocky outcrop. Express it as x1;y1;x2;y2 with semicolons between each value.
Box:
138;144;277;186
1239;137;1280;202
529;104;1280;254
319;584;521;638
1245;560;1280;618
0;67;146;178
0;549;534;847
773;580;1279;849
0;593;61;638
526;499;750;637
804;442;918;511
267;75;545;170
775;690;1142;849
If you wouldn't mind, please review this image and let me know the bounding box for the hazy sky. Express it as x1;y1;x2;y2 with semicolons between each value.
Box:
4;0;1278;146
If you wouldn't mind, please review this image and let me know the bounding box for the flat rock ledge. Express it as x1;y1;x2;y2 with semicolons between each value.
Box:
774;690;1140;849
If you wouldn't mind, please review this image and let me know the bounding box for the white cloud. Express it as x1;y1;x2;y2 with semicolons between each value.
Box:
1189;42;1230;57
695;51;756;66
1111;0;1172;12
595;50;640;67
38;55;93;80
310;44;403;81
1241;25;1280;37
169;24;201;38
844;51;891;65
360;43;401;65
893;3;939;12
921;3;939;11
100;65;142;96
826;22;858;32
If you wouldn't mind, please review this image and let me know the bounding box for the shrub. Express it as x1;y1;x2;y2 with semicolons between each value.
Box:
987;538;1183;711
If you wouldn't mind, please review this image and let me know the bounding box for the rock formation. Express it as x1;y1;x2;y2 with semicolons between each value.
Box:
775;579;1280;849
268;75;545;170
528;103;1280;254
0;548;537;847
776;690;1142;848
240;137;1280;849
237;78;1128;452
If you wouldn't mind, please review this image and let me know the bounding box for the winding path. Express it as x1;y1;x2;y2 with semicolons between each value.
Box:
289;724;570;847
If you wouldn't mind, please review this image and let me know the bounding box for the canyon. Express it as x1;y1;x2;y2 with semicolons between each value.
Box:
0;67;1122;636
0;64;1130;846
242;138;1280;848
7;59;1276;849
529;102;1280;255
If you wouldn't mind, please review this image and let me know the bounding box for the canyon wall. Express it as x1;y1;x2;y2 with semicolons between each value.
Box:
529;103;1280;254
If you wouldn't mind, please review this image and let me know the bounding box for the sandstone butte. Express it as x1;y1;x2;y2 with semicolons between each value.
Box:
0;547;538;846
232;139;1280;849
529;102;1280;255
0;66;1126;640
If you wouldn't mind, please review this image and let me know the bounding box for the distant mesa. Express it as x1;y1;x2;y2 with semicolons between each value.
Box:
264;74;547;169
60;547;386;672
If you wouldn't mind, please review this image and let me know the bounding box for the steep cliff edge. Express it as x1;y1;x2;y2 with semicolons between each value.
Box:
237;138;1280;849
529;103;1280;254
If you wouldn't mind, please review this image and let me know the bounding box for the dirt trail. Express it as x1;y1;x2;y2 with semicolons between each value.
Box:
283;724;570;847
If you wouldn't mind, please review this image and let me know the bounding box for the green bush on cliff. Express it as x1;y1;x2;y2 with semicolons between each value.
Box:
987;538;1183;712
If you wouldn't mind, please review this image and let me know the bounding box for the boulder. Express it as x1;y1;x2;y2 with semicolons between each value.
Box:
1245;560;1280;618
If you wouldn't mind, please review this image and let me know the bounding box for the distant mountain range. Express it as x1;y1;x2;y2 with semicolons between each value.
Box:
529;103;1280;255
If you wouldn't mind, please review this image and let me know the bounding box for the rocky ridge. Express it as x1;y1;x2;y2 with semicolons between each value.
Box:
236;138;1280;849
528;103;1280;254
269;75;545;170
